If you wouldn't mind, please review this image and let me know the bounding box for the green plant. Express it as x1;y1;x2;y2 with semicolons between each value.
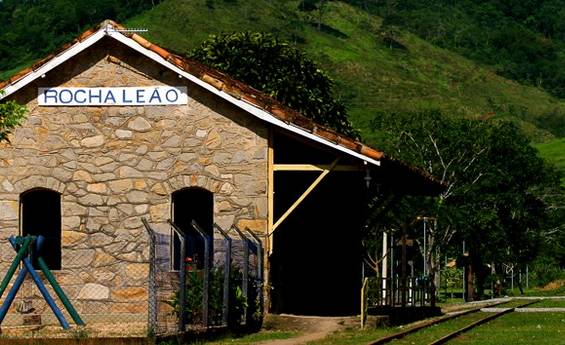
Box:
189;31;357;137
70;326;89;340
165;262;262;330
0;90;27;142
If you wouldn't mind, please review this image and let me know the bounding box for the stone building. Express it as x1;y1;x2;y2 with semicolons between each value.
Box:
0;21;441;329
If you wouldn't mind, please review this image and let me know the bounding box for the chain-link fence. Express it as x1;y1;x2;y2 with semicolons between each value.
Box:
143;218;264;336
0;219;263;339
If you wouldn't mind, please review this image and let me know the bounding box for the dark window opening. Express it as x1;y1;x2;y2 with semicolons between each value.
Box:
171;187;213;270
20;188;61;270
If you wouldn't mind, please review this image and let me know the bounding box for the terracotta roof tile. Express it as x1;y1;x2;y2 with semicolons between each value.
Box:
0;20;438;171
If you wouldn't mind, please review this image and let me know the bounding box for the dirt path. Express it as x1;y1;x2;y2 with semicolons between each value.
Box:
256;315;353;345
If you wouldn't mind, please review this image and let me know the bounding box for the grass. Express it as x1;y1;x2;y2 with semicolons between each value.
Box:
449;312;565;344
308;301;565;345
383;312;487;345
525;299;565;308
535;138;565;186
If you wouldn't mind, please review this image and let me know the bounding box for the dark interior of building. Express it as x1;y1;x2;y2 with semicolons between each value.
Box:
21;188;61;270
270;132;366;316
172;187;213;270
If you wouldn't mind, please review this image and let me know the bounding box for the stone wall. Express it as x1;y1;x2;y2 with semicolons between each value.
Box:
0;37;268;326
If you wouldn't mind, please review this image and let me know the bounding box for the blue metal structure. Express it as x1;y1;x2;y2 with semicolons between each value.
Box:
0;235;83;329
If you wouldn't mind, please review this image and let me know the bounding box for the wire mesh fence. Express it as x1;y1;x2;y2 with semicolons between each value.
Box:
0;219;263;338
0;243;153;338
143;218;264;336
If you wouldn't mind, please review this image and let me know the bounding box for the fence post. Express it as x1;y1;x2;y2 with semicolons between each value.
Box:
245;228;264;318
231;225;249;324
214;224;232;327
191;220;210;328
361;277;369;329
142;218;157;335
168;220;187;331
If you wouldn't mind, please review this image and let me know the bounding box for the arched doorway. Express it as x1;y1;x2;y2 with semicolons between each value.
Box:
20;188;61;270
171;187;214;270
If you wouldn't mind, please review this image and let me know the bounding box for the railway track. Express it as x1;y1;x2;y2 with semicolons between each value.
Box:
368;300;540;345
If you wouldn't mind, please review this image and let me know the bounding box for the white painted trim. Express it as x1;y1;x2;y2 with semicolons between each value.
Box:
1;25;381;167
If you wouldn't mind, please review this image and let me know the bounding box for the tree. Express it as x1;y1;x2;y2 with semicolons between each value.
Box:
0;90;27;142
369;110;559;300
189;32;357;137
298;0;331;31
369;110;490;303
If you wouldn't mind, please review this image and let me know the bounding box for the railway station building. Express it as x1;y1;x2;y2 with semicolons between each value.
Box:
0;21;441;329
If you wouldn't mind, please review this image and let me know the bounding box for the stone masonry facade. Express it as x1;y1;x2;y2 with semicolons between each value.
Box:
0;37;268;325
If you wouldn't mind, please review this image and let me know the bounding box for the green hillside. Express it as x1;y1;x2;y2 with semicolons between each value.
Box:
123;0;565;145
536;139;565;186
3;0;565;148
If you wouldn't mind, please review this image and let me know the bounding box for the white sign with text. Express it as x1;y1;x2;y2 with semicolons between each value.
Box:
38;86;188;106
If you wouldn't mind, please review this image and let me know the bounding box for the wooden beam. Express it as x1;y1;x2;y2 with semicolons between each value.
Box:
273;164;362;172
267;129;274;253
271;157;340;233
266;128;274;312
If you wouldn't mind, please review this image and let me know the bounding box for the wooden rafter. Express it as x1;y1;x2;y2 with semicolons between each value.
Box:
270;157;340;234
273;164;361;172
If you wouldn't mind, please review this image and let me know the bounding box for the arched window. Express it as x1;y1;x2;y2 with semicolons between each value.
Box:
171;187;213;270
20;188;61;270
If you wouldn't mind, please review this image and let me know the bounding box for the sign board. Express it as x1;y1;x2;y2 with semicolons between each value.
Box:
38;86;187;106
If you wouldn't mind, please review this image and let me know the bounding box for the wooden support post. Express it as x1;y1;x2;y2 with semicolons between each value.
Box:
271;157;339;233
382;231;388;303
266;128;274;313
267;129;274;254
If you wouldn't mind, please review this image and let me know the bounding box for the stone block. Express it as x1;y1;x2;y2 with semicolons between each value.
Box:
112;287;147;301
81;135;105;148
206;130;222;148
128;117;152;132
126;263;149;280
117;166;143;178
62;202;87;216
73;170;93;183
126;190;148;203
64;249;95;268
89;232;113;247
115;129;133;139
108;179;133;193
61;230;86;246
87;183;107;194
78;194;104;206
149;203;168;222
0;201;18;220
93;251;116;267
110;303;147;314
237;218;267;234
134;204;148;214
1;179;14;192
77;283;110;300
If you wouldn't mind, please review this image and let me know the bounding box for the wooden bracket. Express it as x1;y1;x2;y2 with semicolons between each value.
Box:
270;157;340;235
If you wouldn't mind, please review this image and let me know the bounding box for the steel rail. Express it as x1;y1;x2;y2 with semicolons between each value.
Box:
427;300;540;345
367;300;507;345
